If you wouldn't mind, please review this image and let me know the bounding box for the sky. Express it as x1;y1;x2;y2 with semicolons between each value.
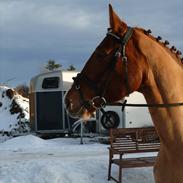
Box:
0;0;183;86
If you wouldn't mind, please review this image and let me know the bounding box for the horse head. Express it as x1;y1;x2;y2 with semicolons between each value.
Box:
65;4;147;119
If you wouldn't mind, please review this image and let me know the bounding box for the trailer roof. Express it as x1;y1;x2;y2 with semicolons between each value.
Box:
30;70;79;92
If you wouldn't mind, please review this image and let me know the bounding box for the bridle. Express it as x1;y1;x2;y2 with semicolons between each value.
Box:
72;26;183;112
72;26;133;110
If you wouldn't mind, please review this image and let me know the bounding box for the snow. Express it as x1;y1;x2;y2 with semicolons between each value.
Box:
0;85;156;183
0;85;29;135
0;135;155;183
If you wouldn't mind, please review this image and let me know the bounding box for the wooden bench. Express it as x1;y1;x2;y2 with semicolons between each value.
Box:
108;127;160;183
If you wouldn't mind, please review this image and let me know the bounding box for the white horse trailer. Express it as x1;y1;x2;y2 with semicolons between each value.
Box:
29;70;79;135
30;70;153;136
125;92;153;128
97;92;153;134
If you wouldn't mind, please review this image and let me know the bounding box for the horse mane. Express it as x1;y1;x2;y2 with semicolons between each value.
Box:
135;27;183;68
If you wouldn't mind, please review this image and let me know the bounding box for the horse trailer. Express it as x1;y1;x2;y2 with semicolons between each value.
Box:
29;70;153;136
125;92;153;127
97;92;153;135
29;70;79;135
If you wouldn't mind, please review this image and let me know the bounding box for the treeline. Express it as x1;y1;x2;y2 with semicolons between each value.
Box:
45;59;76;71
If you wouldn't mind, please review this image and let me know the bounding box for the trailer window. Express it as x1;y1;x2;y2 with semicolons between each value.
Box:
42;77;60;89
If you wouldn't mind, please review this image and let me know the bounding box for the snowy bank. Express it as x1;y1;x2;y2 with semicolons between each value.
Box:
0;135;155;183
0;85;30;136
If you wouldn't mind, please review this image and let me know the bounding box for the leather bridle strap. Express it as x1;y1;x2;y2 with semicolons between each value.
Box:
107;28;183;110
94;27;134;103
107;27;133;95
72;27;134;110
72;74;100;109
72;26;183;111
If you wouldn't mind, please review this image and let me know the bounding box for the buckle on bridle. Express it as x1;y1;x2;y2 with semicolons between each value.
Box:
122;56;127;62
91;96;106;109
75;85;80;90
115;51;121;57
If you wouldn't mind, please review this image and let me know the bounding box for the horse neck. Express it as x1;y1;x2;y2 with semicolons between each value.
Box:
136;29;183;146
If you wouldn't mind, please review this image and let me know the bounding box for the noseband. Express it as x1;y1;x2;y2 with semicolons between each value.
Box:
72;27;133;110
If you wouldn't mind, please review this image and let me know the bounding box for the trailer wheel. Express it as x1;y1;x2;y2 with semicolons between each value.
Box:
101;111;120;129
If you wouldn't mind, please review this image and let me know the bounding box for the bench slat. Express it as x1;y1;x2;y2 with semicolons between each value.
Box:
112;156;156;168
112;149;158;154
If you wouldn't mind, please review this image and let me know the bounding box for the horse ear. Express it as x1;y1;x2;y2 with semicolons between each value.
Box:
109;4;127;33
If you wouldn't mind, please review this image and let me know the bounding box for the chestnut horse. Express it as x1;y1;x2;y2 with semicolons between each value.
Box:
65;4;183;183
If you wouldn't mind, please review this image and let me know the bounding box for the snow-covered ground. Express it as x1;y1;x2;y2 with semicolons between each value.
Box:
0;135;156;183
0;85;156;183
0;86;29;136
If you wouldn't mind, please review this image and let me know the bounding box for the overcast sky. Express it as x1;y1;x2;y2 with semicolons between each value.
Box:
0;0;183;86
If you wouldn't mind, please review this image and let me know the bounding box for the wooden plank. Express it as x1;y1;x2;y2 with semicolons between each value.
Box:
112;156;156;168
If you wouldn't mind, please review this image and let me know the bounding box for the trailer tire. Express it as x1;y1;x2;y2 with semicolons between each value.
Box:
101;111;120;129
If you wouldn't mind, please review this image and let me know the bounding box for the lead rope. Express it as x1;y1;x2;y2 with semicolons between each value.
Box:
107;100;183;112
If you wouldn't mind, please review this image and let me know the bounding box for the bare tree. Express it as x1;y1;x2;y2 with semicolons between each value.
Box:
15;84;29;98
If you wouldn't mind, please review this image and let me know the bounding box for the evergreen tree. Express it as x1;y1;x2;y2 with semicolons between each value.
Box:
45;60;62;71
67;64;76;71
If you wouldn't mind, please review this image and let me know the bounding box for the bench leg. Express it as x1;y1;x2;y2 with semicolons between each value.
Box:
119;166;122;183
108;149;113;181
108;159;112;180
